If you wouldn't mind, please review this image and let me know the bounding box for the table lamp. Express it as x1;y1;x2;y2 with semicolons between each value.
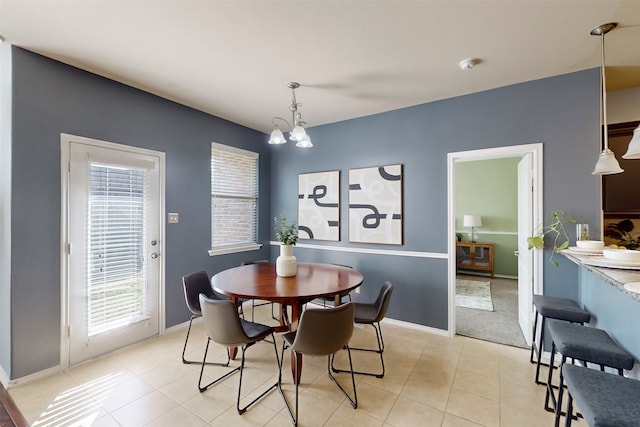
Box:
463;215;482;243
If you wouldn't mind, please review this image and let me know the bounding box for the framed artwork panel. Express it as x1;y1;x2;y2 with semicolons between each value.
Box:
349;164;403;244
298;170;340;241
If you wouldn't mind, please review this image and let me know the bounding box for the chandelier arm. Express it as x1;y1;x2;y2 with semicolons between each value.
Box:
271;116;292;131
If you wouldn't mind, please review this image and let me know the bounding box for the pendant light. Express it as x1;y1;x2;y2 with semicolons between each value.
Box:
622;125;640;159
591;23;623;175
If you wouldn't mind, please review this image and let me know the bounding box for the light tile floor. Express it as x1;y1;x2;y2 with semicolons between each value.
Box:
9;303;587;426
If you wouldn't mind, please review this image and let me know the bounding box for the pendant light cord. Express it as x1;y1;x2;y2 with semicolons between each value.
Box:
601;31;609;151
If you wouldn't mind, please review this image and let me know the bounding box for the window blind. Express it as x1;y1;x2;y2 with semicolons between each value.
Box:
87;162;148;337
211;143;258;249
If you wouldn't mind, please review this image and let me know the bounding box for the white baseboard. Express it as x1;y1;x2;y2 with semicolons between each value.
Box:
2;364;62;389
495;274;518;280
382;317;449;336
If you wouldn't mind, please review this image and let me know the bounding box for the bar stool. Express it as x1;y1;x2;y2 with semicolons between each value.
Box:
544;320;635;427
530;295;591;385
562;364;640;427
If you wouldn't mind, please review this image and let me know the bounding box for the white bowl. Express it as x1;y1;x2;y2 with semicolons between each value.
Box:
602;248;640;263
575;240;604;251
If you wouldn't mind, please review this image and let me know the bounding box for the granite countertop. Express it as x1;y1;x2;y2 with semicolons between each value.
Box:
562;249;640;302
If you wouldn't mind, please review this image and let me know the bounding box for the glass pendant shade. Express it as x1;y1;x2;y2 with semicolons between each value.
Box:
592;148;623;175
295;134;313;148
268;128;286;144
289;125;307;142
622;126;640;159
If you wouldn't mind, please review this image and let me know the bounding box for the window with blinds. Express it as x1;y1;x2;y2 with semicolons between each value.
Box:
211;143;259;252
87;162;148;337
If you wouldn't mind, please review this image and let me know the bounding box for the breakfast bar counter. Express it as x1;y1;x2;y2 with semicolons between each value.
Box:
562;250;640;367
562;250;640;302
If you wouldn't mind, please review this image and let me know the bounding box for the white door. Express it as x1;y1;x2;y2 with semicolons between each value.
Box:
67;140;162;365
517;153;534;345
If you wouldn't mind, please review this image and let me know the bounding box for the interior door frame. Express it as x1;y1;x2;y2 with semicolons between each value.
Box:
447;143;543;338
60;133;166;369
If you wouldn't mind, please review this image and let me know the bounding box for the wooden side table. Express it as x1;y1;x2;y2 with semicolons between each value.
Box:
456;241;494;278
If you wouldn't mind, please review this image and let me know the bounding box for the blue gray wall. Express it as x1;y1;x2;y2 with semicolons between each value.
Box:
270;68;602;328
3;47;272;379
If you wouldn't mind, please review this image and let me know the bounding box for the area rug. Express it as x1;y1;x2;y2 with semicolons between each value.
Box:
456;279;494;311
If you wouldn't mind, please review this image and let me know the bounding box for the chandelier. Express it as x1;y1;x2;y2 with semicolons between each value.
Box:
268;82;313;148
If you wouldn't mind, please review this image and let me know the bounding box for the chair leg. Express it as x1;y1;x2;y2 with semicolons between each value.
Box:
544;342;559;413
198;339;237;392
554;355;568;427
278;340;297;425
328;348;357;408
182;315;228;366
332;321;385;378
533;316;551;385
565;392;574;427
182;315;197;364
236;334;281;414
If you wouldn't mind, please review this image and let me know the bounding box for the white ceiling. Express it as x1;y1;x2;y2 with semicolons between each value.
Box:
1;1;639;134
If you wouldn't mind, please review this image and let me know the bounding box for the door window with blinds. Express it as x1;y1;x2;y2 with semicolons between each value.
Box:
210;143;259;254
87;162;148;336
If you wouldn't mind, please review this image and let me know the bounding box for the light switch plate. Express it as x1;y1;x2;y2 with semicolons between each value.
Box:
168;213;179;224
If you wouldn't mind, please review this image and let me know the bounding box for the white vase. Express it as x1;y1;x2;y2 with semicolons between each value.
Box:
276;244;297;277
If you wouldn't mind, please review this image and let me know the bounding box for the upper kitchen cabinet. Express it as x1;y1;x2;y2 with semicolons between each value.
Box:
603;121;640;213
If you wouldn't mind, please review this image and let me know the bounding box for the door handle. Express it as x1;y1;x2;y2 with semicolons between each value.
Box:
514;250;520;256
151;253;159;259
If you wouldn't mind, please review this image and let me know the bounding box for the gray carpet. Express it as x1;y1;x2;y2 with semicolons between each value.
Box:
455;275;527;348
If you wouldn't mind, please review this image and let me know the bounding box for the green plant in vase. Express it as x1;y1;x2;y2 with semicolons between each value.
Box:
274;216;298;277
527;210;579;266
274;216;298;245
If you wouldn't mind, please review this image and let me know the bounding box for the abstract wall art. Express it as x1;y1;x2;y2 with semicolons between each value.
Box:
298;170;340;241
349;164;403;244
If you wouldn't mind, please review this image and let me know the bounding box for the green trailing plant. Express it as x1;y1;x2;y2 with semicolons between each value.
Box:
274;216;298;245
604;219;640;250
527;210;579;266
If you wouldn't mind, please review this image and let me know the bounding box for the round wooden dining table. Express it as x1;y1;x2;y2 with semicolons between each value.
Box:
211;262;363;384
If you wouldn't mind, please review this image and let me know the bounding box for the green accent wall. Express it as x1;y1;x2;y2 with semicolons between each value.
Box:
455;157;520;277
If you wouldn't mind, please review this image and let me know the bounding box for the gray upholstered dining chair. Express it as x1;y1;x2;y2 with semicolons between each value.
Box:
332;281;393;378
279;302;357;426
181;270;238;365
198;294;284;414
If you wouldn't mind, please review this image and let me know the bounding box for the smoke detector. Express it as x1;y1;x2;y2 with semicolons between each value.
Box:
459;58;481;70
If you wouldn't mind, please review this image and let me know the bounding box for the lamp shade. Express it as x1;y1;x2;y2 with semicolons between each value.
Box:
295;134;313;148
289;125;307;142
592;148;623;175
622;125;640;159
463;215;482;227
268;128;286;145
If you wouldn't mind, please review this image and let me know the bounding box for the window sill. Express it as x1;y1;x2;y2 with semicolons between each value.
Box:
208;243;263;256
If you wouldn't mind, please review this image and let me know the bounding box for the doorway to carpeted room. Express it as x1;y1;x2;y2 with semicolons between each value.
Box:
455;275;527;348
